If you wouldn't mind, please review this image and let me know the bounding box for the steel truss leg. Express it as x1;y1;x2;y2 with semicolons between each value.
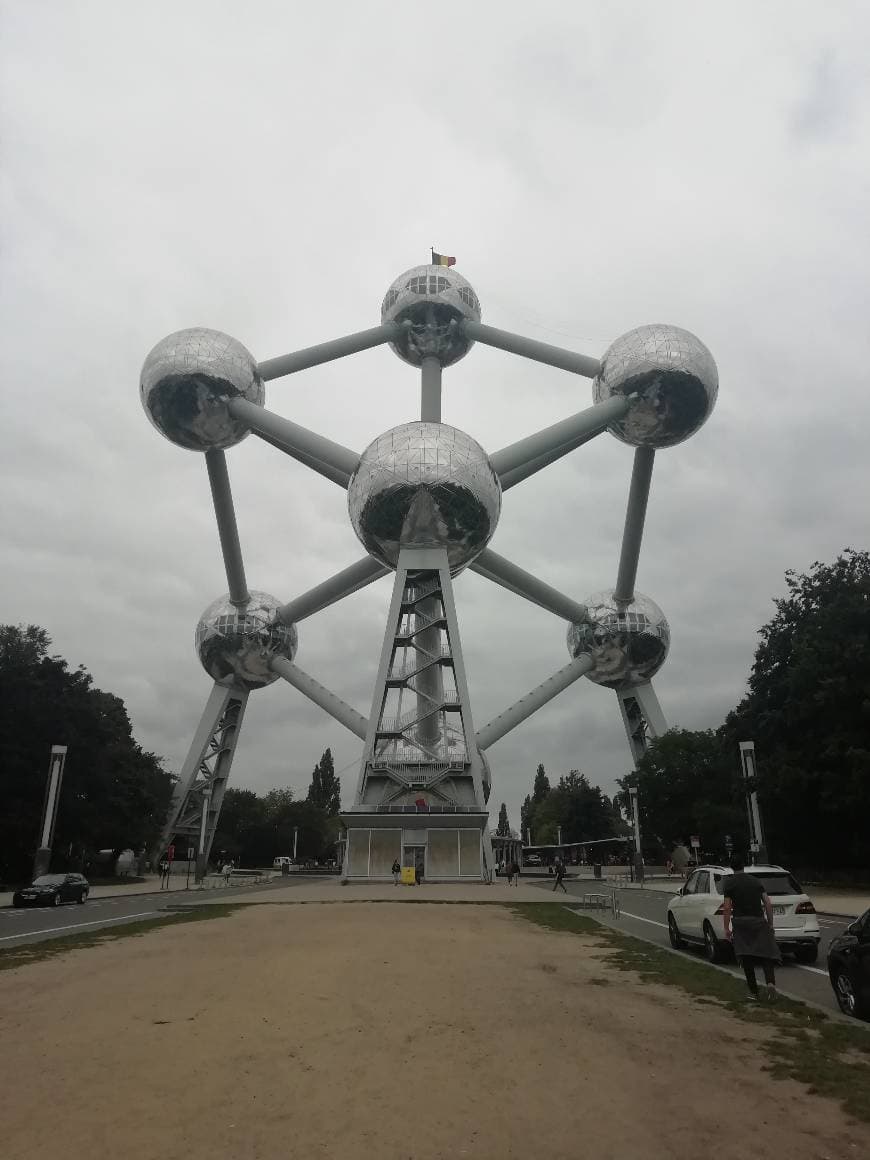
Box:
152;682;249;883
616;681;667;766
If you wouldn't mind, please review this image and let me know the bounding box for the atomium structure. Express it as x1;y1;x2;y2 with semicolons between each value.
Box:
142;262;718;882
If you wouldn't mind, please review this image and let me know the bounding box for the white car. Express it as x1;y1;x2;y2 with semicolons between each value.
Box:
667;864;821;964
272;856;295;869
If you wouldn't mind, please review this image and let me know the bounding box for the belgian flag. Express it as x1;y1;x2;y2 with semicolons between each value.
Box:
431;250;456;267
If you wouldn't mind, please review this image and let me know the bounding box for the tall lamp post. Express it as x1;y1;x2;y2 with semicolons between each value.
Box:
292;825;299;863
739;741;768;864
34;745;68;879
628;785;644;884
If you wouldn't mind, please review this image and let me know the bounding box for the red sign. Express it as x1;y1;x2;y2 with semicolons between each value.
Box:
166;845;175;862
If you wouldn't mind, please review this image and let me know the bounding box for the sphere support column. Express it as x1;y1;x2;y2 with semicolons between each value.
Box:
341;547;492;882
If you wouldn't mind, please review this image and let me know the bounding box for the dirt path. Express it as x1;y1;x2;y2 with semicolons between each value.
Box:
0;903;866;1160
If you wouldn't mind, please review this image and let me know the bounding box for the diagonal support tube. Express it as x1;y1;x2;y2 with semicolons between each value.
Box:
490;395;633;485
276;557;389;625
271;656;367;739
470;549;588;624
476;653;595;751
226;397;359;488
205;449;249;606
613;446;656;605
257;323;400;380
463;320;601;379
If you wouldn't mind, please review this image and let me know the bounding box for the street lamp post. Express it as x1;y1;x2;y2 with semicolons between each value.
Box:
739;741;768;864
196;786;211;884
293;825;299;862
628;785;644;885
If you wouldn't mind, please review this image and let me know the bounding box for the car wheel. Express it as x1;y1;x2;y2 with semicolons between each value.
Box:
703;921;726;964
53;893;61;907
794;943;818;965
668;913;686;950
77;890;88;904
832;970;858;1017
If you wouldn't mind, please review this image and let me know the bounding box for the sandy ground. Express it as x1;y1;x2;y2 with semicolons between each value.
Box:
1;903;867;1160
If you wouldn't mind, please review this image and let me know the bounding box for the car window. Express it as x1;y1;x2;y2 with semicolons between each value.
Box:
852;910;870;938
33;874;65;885
749;872;802;896
713;874;724;894
695;871;710;893
683;871;700;894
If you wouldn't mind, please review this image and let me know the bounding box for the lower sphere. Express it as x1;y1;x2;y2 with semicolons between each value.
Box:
567;590;670;688
195;591;297;690
347;422;501;574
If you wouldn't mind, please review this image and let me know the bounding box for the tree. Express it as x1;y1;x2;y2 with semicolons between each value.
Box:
0;625;174;883
723;549;870;869
533;770;625;846
307;748;340;815
532;763;550;804
496;802;510;837
617;730;745;861
519;793;533;839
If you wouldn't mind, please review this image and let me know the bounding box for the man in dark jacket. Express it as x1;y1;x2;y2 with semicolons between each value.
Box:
722;854;780;1001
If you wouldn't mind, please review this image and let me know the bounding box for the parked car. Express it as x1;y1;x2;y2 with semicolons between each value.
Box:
272;857;295;869
827;907;870;1021
13;873;90;908
524;854;543;866
667;864;820;964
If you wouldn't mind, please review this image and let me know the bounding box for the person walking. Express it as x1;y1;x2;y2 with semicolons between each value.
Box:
722;854;781;1001
508;858;520;887
391;858;401;885
552;857;568;893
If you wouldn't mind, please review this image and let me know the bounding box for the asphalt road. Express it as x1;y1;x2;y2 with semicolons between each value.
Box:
0;876;328;948
528;876;847;1016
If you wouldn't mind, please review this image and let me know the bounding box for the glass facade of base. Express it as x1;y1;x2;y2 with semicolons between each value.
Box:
345;826;483;879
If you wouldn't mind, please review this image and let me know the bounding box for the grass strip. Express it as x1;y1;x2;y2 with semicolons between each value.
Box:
0;904;242;973
510;902;870;1124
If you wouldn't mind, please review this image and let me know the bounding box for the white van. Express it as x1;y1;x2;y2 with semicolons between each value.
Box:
273;856;295;869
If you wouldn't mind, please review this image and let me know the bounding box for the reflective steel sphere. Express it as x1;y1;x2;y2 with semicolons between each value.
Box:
195;590;297;690
593;325;718;448
381;265;481;367
567;590;670;689
141;328;264;451
347;422;501;574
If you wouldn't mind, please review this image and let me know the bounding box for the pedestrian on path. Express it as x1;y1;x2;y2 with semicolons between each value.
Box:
552;858;568;894
508;859;520;887
391;859;401;885
722;854;780;1001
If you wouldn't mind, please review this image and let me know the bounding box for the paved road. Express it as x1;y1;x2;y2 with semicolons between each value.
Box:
0;877;328;948
528;876;847;1015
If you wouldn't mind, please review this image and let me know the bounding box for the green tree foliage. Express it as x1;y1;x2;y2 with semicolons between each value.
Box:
306;748;340;815
0;625;173;883
521;763;624;846
617;730;746;860
723;549;870;869
212;782;339;867
496;802;511;836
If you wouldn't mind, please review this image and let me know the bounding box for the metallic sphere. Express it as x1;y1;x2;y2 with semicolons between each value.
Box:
593;325;718;448
567;590;670;689
195;590;297;691
347;422;501;574
381;264;481;367
140;328;264;452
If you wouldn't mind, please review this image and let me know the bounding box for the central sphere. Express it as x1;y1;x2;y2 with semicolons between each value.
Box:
381;265;481;367
195;591;297;691
567;590;670;688
347;423;501;574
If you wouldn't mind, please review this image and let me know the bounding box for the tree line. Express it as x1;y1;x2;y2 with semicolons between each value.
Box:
516;764;628;847
0;624;343;883
618;549;870;875
211;749;342;866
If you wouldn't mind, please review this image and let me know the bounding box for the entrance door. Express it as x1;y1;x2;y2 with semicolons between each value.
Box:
404;845;425;882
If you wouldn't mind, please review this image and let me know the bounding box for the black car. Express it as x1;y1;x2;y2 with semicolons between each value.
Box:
12;873;90;908
827;907;870;1021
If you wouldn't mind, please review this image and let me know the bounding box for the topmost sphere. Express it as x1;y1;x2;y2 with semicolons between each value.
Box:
593;324;718;449
140;328;264;452
381;265;481;367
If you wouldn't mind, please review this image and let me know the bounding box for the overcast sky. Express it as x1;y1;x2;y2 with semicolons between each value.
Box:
2;2;868;836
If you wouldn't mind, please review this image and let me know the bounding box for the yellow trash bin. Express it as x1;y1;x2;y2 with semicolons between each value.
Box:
400;866;416;885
